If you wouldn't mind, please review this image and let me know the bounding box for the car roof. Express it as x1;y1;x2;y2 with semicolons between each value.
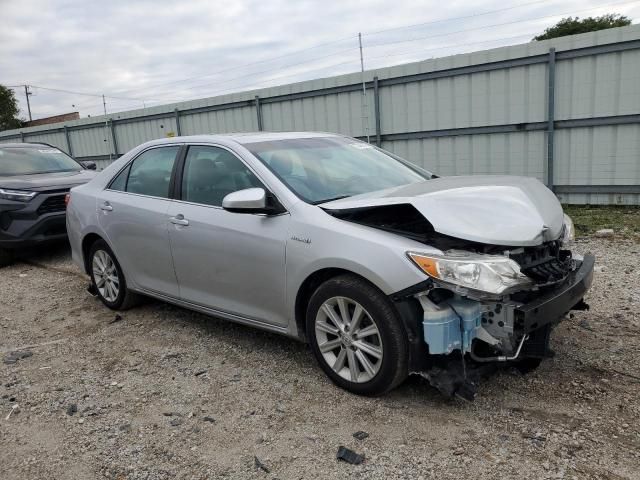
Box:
0;142;61;149
142;131;344;149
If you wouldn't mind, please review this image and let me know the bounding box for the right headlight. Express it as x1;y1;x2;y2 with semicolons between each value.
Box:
407;250;532;295
560;213;575;246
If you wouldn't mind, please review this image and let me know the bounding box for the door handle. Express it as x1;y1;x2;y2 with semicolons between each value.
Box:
100;202;113;212
170;214;189;226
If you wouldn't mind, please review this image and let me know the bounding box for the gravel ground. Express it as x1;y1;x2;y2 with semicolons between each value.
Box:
1;238;639;480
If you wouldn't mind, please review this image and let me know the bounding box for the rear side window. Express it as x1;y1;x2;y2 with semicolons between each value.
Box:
109;146;179;198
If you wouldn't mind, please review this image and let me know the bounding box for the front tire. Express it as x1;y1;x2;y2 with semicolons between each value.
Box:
89;240;139;310
306;274;409;396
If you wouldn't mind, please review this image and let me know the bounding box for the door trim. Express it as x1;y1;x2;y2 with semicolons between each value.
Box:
133;286;290;336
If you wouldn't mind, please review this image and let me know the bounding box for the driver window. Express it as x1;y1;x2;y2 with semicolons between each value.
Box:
181;146;261;207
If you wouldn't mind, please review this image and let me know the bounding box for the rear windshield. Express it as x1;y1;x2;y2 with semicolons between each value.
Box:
0;147;83;176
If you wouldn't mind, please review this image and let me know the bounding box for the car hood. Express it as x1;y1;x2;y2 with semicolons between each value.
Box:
0;170;97;191
321;176;564;246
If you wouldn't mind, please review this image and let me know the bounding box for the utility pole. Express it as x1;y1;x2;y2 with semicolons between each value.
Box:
24;85;33;122
358;32;370;143
102;94;112;161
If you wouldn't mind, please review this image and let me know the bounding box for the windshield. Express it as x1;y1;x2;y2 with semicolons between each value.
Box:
0;147;83;176
246;137;430;204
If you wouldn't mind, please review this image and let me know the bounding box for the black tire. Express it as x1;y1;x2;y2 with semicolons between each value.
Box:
88;239;140;310
0;248;14;268
306;274;409;396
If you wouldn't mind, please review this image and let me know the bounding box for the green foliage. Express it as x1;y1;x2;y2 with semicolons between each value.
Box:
534;14;631;41
0;85;23;132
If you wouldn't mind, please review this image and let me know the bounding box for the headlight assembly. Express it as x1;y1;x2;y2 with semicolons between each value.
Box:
407;251;532;295
560;213;575;245
0;188;37;202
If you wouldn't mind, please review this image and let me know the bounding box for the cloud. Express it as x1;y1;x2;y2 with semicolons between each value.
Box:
1;0;638;120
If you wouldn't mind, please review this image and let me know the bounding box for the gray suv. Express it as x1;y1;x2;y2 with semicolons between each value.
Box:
66;132;594;398
0;143;96;266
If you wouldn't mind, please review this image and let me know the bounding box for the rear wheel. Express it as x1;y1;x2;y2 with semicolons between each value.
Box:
0;248;14;268
306;274;408;396
89;240;140;310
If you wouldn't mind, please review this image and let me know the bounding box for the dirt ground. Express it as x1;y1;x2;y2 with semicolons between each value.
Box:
1;237;639;480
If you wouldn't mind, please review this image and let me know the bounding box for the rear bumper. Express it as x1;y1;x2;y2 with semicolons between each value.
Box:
514;254;595;333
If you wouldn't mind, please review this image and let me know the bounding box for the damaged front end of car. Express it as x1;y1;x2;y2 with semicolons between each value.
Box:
326;201;594;400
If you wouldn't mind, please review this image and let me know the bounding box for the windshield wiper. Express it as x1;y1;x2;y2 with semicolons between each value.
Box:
312;195;352;205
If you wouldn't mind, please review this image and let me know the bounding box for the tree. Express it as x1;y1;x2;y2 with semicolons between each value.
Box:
533;14;631;41
0;85;23;132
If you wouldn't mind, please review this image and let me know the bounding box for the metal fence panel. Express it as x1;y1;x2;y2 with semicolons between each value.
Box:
179;106;257;135
554;124;640;185
383;131;545;178
114;116;178;153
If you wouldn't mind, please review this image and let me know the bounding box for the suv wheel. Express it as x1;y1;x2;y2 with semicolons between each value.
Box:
89;240;139;310
306;274;408;396
0;248;14;268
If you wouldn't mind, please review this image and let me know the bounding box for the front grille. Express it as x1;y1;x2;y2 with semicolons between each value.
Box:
37;194;67;215
510;242;573;284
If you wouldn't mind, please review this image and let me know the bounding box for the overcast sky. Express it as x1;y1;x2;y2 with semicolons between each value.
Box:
1;0;638;120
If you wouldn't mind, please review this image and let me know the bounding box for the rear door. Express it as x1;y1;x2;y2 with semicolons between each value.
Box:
97;145;181;297
167;144;290;327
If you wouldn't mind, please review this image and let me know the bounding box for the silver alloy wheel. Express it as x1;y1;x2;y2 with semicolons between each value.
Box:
314;296;383;383
92;249;120;303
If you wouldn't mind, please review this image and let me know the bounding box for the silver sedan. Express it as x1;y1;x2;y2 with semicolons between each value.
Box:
67;132;593;398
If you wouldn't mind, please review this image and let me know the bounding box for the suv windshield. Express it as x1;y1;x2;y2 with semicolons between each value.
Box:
246;137;430;204
0;147;83;176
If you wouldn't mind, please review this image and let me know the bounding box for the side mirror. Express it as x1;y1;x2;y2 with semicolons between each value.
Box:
222;188;285;215
83;161;97;170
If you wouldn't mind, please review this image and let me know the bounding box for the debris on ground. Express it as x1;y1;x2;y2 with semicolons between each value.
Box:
352;431;369;440
109;314;123;324
66;404;78;416
5;404;19;420
3;350;33;365
336;446;365;465
254;456;270;473
595;228;615;237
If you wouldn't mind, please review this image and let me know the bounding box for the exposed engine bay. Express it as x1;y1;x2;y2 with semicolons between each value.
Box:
326;202;594;400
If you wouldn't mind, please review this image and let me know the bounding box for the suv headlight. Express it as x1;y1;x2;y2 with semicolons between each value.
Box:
0;188;37;202
560;213;575;245
407;251;532;295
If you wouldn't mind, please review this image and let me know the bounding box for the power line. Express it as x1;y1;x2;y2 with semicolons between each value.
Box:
365;32;541;63
110;35;359;96
163;47;358;97
155;0;640;101
365;0;640;48
13;0;639;117
363;0;552;36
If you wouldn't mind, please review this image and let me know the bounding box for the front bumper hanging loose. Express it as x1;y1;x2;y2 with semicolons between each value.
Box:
513;254;595;333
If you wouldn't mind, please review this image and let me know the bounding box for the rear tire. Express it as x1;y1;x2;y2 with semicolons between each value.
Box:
0;248;14;268
306;274;409;396
89;240;140;310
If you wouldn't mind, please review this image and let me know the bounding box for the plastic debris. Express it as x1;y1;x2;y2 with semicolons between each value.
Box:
352;431;369;440
336;446;364;465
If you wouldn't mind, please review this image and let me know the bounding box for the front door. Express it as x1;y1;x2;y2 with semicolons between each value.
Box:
97;145;180;297
167;145;290;327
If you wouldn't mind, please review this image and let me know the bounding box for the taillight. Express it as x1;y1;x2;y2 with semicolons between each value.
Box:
64;192;71;207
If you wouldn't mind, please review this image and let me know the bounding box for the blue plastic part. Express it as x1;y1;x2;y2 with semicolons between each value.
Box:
421;297;481;355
